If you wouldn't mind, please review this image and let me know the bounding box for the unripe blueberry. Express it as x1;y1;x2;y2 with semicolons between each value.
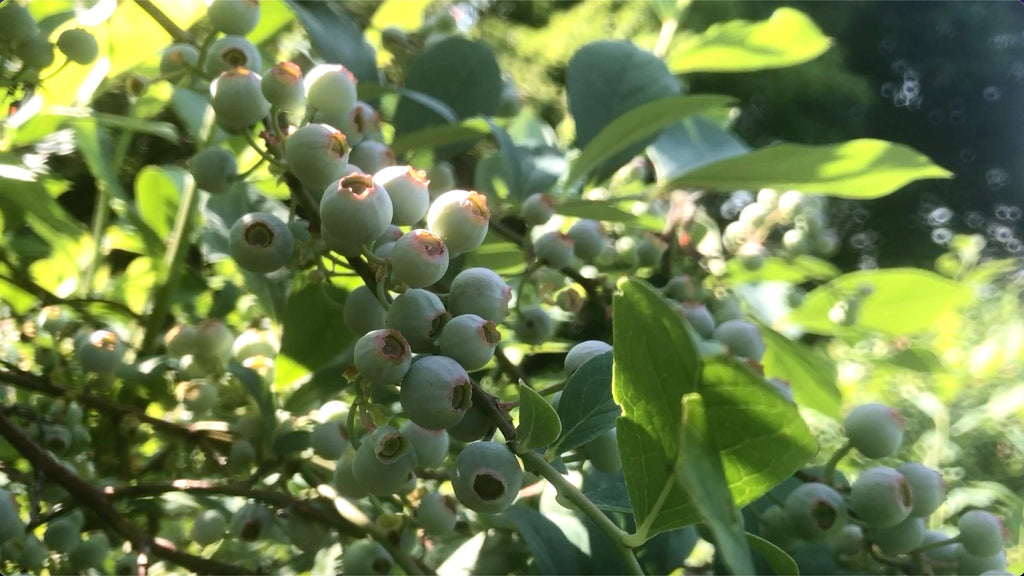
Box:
567;219;607;261
160;43;200;83
438;314;501;370
350;140;396;175
428;161;456;196
285;512;330;553
320;172;394;255
452;441;523;514
399;421;450;468
711;319;766;361
232;328;279;361
285;123;350;195
759;504;799;549
849;466;913;528
242;354;275;385
68;532;108;570
76;329;125;374
353;425;418;496
636;234;667;268
520;193;555;226
843;403;905;459
956;546;1008;575
898;462;945;517
385;289;449;352
261;61;305;109
448;267;512;324
189;147;237;194
355;329;412;385
533;231;574;269
178;379;219;413
832;523;864;556
868;515;925;556
400;355;473;430
958;510;1009;558
920;530;959;571
514;305;554;346
190;509;228;546
663;275;702;302
426;190;490;256
231;501;274;541
207;0;260;36
446;401;492;442
416;492;459;536
229;211;294;273
0;2;39;46
0;490;25;544
782;228;811;254
374;166;431;226
586;427;621;472
342;538;394;575
15;35;55;70
203;35;262;78
564;340;612;377
767;378;795;403
210;67;271;133
777;190;805;219
56;28;98;65
305;64;359;119
44;516;81;553
680;303;715;339
389;229;450;288
344;285;386;336
229;438;257;474
782;482;846;540
333;448;370;499
310;418;350;460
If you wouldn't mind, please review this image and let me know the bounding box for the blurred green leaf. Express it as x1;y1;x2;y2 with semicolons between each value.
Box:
286;0;379;82
555;199;637;223
504;506;585;575
670;139;953;199
359;83;458;124
555;351;619;452
516;383;562;452
647;116;750;183
134;165;183;239
390;117;493;154
0;161;81;240
667;7;832;73
747;533;799;576
724;255;841;285
760;326;842;419
463;233;527;276
280;282;356;371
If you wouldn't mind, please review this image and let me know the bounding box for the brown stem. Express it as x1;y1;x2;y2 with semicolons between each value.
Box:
492;344;528;387
470;379;517;446
133;0;193;44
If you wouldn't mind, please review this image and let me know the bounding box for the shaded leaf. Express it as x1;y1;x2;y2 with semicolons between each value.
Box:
280;282;356;371
555;351;619;452
556;199;637;223
285;0;378;82
390;117;493;154
747;532;799;576
724;255;841;285
647;116;750;183
134;165;183;239
760;326;842;419
516;383;562;452
504;506;585;575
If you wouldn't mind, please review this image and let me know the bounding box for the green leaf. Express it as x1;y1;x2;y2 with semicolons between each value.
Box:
463;233;527;276
285;0;379;82
676;393;755;576
228;362;276;449
566;41;681;182
504;506;585;575
647;116;750;183
789;268;974;336
0;162;81;240
134;165;183;239
555;351;619;452
516;383;562;452
390;117;493;154
555;199;637;223
358;83;458;124
760;326;841;420
280;282;356;371
747;532;799;576
90;111;179;143
272;430;311;455
670;139;953;199
668;7;832;73
567;95;735;187
612;278;700;541
724;255;841;285
392;37;502;137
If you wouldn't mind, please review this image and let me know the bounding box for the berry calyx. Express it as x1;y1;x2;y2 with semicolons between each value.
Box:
452;441;523;514
228;212;295;274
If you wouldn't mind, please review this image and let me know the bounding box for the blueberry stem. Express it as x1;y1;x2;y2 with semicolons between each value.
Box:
823;442;852;487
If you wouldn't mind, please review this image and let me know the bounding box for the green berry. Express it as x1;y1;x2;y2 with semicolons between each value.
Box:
663;275;702;303
956;546;1008;576
844;403;905;459
229;211;294;273
260;61;304;109
203;35;262;78
898;462;945;517
389;229;450;288
831;523;864;556
285;512;330;553
188;147;237;194
342;538;393;575
350;140;396;175
355;329;412;386
231;501;274;541
514;305;554;346
400;355;473;430
782;482;846;540
320;172;394;256
16;533;47;572
448;267;512;324
42;424;72;453
958;510;1008;558
564;340;611;377
446;401;492;442
316;101;379;147
767;378;795;403
0;2;39;46
160;43;199;83
232;328;279;361
637;233;667;268
190;509;228;546
385;289;449;352
37;305;69;333
56;28;98;65
44;516;81;553
344;285;386;336
285;123;350;195
211;67;271;133
229;438;257;474
306;64;359;118
352;425;418;496
520;193;555;226
416;492;458;535
586;427;621;473
567;219;607;261
783;228;811;254
680;303;715;339
868;516;925;556
310;419;350;460
194;319;234;370
849;466;913;528
68;532;109;571
452;441;523;514
428;161;456;195
76;329;125;374
207;0;260;36
438;314;501;370
533;231;574;268
375;165;430;226
759;504;799;550
426;190;490;256
334;448;370;499
15;35;55;70
178;379;219;413
920;530;958;571
399;421;449;468
0;490;25;544
712;319;765;361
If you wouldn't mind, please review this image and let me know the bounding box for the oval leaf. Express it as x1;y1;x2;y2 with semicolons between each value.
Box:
555;351;619;453
747;533;799;576
504;506;585;575
760;325;842;420
516;383;562;452
285;0;378;82
670;138;953;199
647;116;750;183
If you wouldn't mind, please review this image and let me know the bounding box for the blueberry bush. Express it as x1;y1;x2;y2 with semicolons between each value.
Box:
0;1;1020;575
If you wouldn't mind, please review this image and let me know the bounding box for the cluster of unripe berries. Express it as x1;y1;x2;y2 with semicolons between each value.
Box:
749;402;1012;575
0;2;99;74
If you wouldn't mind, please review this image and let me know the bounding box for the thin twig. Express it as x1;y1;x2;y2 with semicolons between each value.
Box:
133;0;193;44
